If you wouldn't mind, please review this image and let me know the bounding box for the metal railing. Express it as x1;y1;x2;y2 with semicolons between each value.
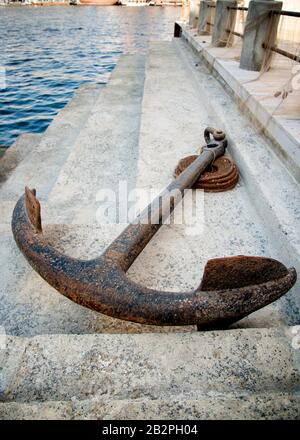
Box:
201;3;299;64
226;29;243;39
262;44;300;63
270;10;300;18
228;6;248;12
224;6;300;62
227;6;300;19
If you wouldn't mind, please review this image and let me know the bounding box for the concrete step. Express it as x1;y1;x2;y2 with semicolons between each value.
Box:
0;329;299;410
0;83;103;202
46;54;146;224
0;133;42;184
1;393;300;420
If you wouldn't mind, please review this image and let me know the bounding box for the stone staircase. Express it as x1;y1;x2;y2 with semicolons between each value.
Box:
0;82;103;203
0;40;299;419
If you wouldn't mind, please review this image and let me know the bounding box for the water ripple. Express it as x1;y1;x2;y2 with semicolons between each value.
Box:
0;5;180;147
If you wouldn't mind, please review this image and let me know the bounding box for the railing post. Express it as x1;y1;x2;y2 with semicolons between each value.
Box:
189;0;201;29
212;1;238;47
180;0;190;23
240;0;283;71
198;1;213;35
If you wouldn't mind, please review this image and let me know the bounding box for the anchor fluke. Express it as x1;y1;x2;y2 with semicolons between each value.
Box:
200;255;290;291
24;186;42;233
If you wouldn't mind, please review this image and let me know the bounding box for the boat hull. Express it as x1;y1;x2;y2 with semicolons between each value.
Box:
79;0;118;4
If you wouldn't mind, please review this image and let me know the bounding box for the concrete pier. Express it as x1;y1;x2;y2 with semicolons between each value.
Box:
189;0;200;28
0;35;299;419
212;0;237;47
240;0;283;71
198;0;214;35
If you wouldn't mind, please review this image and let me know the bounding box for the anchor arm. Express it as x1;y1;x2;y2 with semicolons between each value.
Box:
11;194;296;326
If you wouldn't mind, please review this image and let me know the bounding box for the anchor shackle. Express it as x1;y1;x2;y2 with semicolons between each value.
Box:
196;127;228;168
204;127;227;145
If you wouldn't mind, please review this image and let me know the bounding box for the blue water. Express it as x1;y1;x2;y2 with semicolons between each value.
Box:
0;6;180;147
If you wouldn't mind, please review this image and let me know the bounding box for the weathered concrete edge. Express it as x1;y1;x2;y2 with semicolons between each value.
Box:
0;392;300;420
3;82;104;152
45;82;105;133
0;82;105;202
0;134;42;181
1;328;299;405
176;22;300;184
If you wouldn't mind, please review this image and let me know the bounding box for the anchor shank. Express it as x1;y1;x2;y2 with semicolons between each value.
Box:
104;145;224;271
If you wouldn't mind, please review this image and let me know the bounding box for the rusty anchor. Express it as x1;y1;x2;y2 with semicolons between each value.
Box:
11;127;297;328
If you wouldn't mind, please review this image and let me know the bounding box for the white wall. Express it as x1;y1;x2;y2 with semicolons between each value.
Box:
238;0;300;44
241;0;300;11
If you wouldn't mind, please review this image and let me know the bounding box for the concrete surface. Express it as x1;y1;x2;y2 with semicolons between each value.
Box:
1;393;300;420
0;133;41;184
0;329;299;419
46;54;146;224
2;329;296;401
